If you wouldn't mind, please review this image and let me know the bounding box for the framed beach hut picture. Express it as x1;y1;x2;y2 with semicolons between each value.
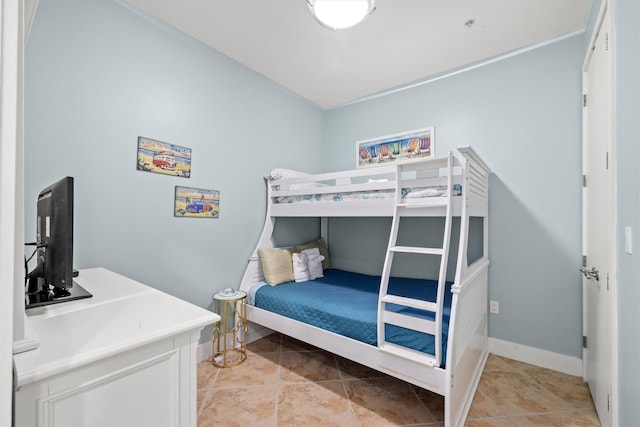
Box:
356;127;434;169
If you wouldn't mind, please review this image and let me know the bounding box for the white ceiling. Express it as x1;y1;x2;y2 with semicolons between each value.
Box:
125;0;591;109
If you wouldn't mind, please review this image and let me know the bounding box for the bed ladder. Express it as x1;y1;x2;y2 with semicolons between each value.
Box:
377;152;455;367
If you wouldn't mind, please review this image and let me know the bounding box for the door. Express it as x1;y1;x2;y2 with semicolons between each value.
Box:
582;5;613;426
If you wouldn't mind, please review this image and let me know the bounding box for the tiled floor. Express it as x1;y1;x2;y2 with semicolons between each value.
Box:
197;333;600;426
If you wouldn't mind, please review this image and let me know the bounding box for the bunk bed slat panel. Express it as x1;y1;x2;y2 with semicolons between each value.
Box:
450;265;488;366
467;184;487;201
381;294;438;312
448;263;489;426
468;164;489;187
467;193;489;217
382;311;437;335
379;342;437;366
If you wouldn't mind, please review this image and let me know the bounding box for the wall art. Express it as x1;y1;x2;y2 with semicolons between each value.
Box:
356;126;434;169
174;186;219;218
137;136;191;177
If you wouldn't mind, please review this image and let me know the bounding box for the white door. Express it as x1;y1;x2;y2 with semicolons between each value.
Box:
582;6;613;427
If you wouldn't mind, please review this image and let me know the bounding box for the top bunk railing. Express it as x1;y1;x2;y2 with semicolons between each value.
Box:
266;146;489;218
268;166;397;195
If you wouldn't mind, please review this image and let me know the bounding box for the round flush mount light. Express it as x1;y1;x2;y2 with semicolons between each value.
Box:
307;0;376;30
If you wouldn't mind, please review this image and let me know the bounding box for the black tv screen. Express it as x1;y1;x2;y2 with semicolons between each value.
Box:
37;176;74;288
26;176;91;308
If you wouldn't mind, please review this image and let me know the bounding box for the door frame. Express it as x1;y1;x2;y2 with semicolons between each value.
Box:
1;0;25;425
581;0;617;425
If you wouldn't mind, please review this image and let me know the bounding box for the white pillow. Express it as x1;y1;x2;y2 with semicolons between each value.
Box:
270;168;310;180
302;248;325;280
292;252;310;282
404;187;444;198
294;238;330;270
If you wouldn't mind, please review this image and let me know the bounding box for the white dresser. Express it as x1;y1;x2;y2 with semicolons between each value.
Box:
13;268;219;427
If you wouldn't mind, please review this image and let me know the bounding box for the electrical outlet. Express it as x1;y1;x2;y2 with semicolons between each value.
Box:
490;300;499;314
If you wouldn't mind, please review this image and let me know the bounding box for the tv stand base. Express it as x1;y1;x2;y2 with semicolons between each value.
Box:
25;280;92;309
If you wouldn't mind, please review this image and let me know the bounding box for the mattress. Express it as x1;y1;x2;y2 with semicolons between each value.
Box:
250;269;452;367
274;184;461;204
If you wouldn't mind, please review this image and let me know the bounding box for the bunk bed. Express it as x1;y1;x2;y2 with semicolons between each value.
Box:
239;146;490;427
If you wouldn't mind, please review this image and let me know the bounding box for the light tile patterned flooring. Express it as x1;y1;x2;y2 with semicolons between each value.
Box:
197;333;600;426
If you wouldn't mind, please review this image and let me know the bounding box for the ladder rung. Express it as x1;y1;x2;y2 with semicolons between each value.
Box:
390;245;443;255
379;342;437;366
381;294;438;312
397;200;449;208
382;311;436;335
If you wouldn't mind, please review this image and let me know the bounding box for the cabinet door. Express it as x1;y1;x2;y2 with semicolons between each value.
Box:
46;350;180;427
16;336;197;427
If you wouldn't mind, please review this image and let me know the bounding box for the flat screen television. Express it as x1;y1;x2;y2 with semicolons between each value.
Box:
25;176;91;309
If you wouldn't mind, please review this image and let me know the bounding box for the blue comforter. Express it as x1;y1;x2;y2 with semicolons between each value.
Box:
252;269;452;367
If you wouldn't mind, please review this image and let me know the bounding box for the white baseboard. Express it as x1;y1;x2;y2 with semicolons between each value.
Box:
246;323;275;342
488;337;582;377
196;323;274;363
197;341;212;363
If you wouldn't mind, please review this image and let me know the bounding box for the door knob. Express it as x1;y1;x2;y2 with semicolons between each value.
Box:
580;266;600;281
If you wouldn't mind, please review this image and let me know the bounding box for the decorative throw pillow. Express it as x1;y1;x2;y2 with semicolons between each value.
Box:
258;248;294;286
292;252;310;282
293;238;330;270
302;248;325;280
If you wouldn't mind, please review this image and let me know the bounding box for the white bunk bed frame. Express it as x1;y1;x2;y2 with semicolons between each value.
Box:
239;146;490;426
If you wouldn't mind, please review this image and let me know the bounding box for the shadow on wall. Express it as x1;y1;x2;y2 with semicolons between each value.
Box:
488;174;582;357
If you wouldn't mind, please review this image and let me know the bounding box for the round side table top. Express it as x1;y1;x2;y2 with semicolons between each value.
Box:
213;288;247;301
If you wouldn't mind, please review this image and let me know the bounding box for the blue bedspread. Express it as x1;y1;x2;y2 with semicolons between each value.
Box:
252;269;452;367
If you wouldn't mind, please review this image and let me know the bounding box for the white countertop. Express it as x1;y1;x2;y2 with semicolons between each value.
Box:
14;267;219;387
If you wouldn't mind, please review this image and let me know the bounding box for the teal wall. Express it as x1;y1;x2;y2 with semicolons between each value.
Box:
25;0;585;359
27;0;640;401
324;35;586;358
613;0;640;423
24;0;324;312
25;0;640;422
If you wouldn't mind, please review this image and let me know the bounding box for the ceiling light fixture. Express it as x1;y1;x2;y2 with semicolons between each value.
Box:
307;0;376;30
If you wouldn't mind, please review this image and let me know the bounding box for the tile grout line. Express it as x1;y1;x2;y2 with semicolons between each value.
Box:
274;333;283;426
408;382;439;426
333;353;362;427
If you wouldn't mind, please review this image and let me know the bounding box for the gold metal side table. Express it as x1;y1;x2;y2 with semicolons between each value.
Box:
211;288;247;368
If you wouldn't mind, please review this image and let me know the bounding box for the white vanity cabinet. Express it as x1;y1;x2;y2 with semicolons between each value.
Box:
13;268;218;427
